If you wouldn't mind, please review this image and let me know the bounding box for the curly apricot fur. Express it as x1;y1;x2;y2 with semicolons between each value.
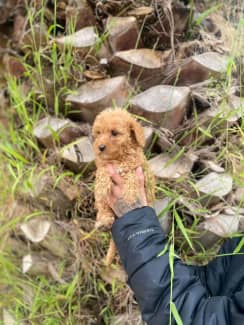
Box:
92;108;155;265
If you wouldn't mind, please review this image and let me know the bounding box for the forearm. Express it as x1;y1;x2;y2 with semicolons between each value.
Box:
112;207;241;325
112;207;172;323
112;207;166;277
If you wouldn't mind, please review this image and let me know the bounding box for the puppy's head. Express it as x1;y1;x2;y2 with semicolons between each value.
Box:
92;108;145;161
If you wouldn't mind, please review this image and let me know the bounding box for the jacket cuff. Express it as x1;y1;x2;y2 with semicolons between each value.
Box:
112;207;166;278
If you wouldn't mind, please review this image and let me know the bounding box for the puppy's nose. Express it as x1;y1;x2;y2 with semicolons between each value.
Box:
99;144;106;152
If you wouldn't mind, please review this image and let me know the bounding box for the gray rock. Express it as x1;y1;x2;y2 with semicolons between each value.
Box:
66;76;131;123
130;85;190;129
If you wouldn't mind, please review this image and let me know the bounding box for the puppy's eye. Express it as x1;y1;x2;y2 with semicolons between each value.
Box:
111;130;118;136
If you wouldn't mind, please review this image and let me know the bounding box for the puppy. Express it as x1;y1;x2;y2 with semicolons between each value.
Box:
92;108;155;265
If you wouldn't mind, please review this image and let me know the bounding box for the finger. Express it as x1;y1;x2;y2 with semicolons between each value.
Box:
136;167;148;205
107;164;123;186
110;183;122;199
136;166;145;187
107;184;121;211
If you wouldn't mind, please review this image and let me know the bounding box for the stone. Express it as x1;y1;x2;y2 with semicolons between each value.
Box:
66;76;130;123
143;126;154;149
2;54;26;78
28;172;80;215
130;85;190;129
55;26;109;58
207;95;244;122
196;172;233;198
154;198;171;234
65;0;95;31
106;16;140;52
60;137;95;173
110;48;168;89
22;254;58;279
33;116;84;148
19;24;47;53
20;219;70;258
166;52;228;86
149;152;197;179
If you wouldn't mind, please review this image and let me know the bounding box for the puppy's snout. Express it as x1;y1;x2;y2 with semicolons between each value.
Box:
99;144;106;152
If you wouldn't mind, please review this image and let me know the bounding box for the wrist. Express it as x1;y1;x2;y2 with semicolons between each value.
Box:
112;198;147;218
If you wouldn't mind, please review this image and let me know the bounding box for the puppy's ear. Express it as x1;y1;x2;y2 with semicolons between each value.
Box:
92;121;98;139
130;118;145;148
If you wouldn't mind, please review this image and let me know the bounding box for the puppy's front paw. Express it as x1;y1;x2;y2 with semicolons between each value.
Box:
95;216;114;230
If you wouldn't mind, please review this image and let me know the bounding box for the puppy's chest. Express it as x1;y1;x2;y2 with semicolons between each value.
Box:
96;165;139;202
117;167;139;202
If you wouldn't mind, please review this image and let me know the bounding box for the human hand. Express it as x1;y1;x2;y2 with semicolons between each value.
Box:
106;165;148;218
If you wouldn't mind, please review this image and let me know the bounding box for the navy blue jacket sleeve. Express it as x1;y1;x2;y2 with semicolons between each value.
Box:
112;207;244;325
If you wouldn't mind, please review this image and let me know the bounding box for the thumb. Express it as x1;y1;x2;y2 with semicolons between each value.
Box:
136;166;145;186
136;166;147;205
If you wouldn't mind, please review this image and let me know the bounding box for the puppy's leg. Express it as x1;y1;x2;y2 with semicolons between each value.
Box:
104;239;116;266
94;168;116;264
95;205;115;229
95;204;116;265
94;169;115;229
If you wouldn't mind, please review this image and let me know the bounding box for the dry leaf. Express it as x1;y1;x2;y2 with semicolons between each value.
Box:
128;6;154;16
